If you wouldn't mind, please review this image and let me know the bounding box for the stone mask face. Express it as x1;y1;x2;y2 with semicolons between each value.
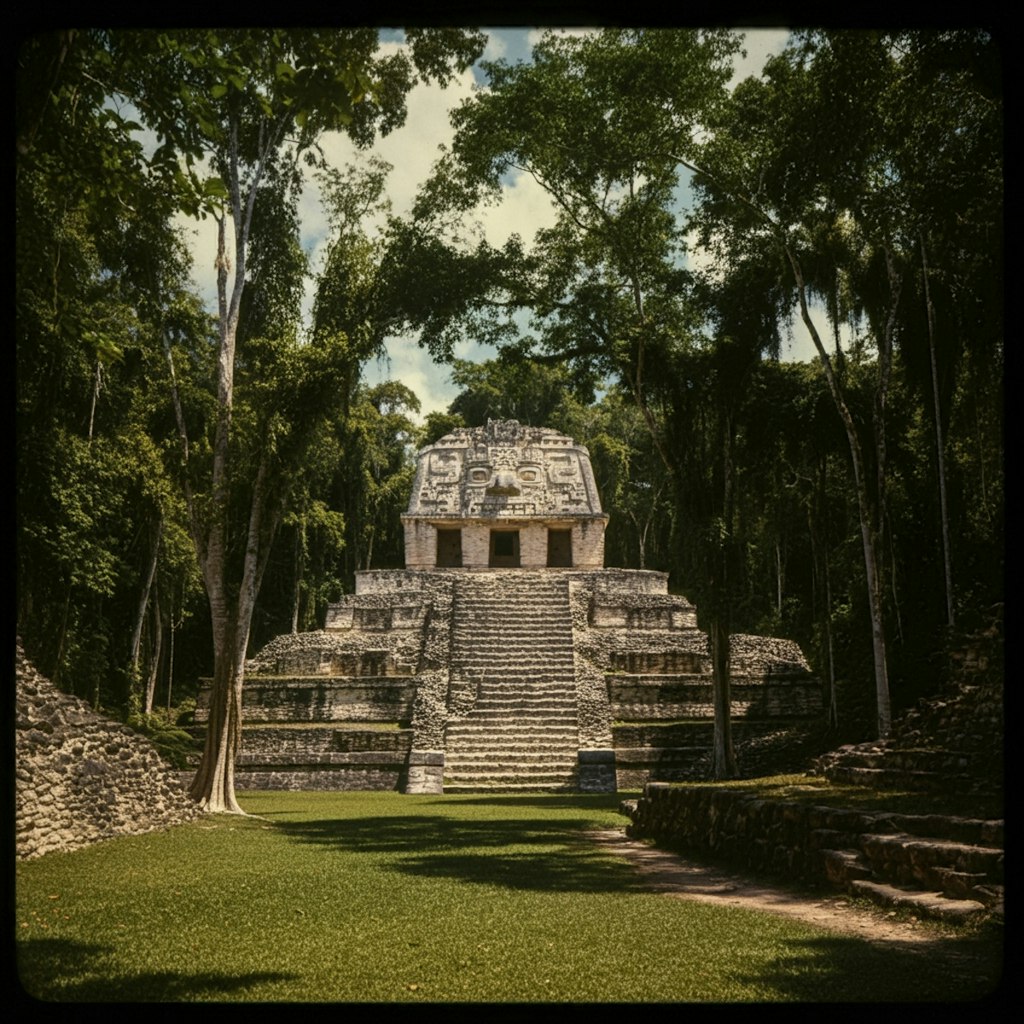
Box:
408;421;601;519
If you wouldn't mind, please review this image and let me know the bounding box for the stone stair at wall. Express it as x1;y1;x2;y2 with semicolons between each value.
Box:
444;572;580;792
813;606;1003;804
624;785;1004;925
816;813;1004;924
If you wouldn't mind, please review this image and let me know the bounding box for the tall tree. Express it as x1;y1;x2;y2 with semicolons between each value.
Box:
113;28;485;812
17;31;210;708
688;29;1002;735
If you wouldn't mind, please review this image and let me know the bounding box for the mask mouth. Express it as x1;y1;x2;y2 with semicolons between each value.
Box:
486;470;521;496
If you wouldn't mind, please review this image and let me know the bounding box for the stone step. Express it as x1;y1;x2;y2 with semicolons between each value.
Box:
473;696;576;707
461;621;571;627
473;682;576;692
443;781;580;793
446;727;579;741
818;848;875;887
456;714;578;727
447;733;578;746
445;749;574;762
858;832;1003;887
446;731;578;746
457;664;575;673
823;765;971;793
825;748;975;772
847;879;989;924
459;609;570;617
447;747;579;760
444;770;578;785
447;754;578;769
447;736;578;749
455;642;574;652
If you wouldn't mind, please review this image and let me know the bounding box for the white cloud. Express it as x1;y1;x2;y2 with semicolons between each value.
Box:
731;29;792;87
477;168;558;249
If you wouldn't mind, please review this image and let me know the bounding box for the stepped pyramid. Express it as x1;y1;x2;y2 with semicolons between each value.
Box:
196;420;824;792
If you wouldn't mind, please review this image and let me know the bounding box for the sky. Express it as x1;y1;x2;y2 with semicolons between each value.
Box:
177;27;816;421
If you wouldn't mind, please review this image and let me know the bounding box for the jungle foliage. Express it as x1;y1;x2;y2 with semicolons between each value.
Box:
16;29;1002;785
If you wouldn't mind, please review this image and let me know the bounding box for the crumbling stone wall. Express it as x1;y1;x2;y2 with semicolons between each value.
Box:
16;643;201;860
814;607;1004;799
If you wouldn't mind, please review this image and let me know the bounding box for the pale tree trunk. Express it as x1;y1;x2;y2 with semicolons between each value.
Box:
921;232;955;627
87;361;102;444
144;578;162;715
787;247;892;738
166;590;176;716
710;409;738;779
775;538;784;617
129;516;162;711
291;522;305;634
188;452;282;812
671;154;894;737
808;465;838;729
182;118;282;813
710;614;736;778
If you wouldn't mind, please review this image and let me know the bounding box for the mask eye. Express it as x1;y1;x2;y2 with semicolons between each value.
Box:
519;469;537;482
469;468;488;482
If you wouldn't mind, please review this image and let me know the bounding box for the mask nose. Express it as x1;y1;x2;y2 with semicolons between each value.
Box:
486;470;520;496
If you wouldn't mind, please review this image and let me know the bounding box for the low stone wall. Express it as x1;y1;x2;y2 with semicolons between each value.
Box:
625;783;1003;888
15;644;201;860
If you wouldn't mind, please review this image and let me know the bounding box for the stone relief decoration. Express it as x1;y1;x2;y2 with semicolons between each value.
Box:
407;420;603;519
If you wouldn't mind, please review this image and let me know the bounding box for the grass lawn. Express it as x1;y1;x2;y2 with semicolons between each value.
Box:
16;791;1000;1003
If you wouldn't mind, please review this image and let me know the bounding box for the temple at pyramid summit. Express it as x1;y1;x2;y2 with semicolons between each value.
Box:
196;420;824;792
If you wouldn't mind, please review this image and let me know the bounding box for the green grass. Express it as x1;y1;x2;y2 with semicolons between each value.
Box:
16;792;1001;1003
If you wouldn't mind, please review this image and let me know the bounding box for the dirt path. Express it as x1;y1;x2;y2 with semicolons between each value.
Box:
589;829;1000;954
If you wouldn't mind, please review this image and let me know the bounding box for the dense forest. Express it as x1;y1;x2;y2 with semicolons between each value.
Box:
17;30;1002;795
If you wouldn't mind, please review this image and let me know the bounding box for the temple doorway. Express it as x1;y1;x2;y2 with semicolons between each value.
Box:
489;530;521;567
436;529;463;567
547;529;572;567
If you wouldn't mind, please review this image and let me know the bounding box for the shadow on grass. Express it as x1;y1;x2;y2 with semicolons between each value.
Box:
276;806;646;893
17;936;296;1003
733;931;1005;1003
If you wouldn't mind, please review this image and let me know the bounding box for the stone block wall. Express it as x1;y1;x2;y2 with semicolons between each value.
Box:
206;566;823;792
624;783;1003;912
15;643;200;859
402;518;607;569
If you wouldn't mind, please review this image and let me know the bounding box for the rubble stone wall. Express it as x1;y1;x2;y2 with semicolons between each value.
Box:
15;644;201;860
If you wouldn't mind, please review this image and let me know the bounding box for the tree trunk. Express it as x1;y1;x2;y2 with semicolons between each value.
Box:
291;523;304;634
144;577;162;715
807;474;839;729
786;247;892;738
710;613;736;779
166;590;175;715
710;409;738;780
921;232;955;627
129;515;162;711
188;624;245;814
189;453;282;813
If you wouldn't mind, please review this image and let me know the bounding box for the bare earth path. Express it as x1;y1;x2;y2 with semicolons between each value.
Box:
589;828;1004;992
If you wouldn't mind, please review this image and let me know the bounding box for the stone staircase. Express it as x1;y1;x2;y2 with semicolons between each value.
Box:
444;572;580;791
816;813;1004;924
813;606;1003;804
623;785;1004;925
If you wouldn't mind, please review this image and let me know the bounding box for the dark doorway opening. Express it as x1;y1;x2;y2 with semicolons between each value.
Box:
489;530;521;567
547;529;573;567
436;528;463;567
